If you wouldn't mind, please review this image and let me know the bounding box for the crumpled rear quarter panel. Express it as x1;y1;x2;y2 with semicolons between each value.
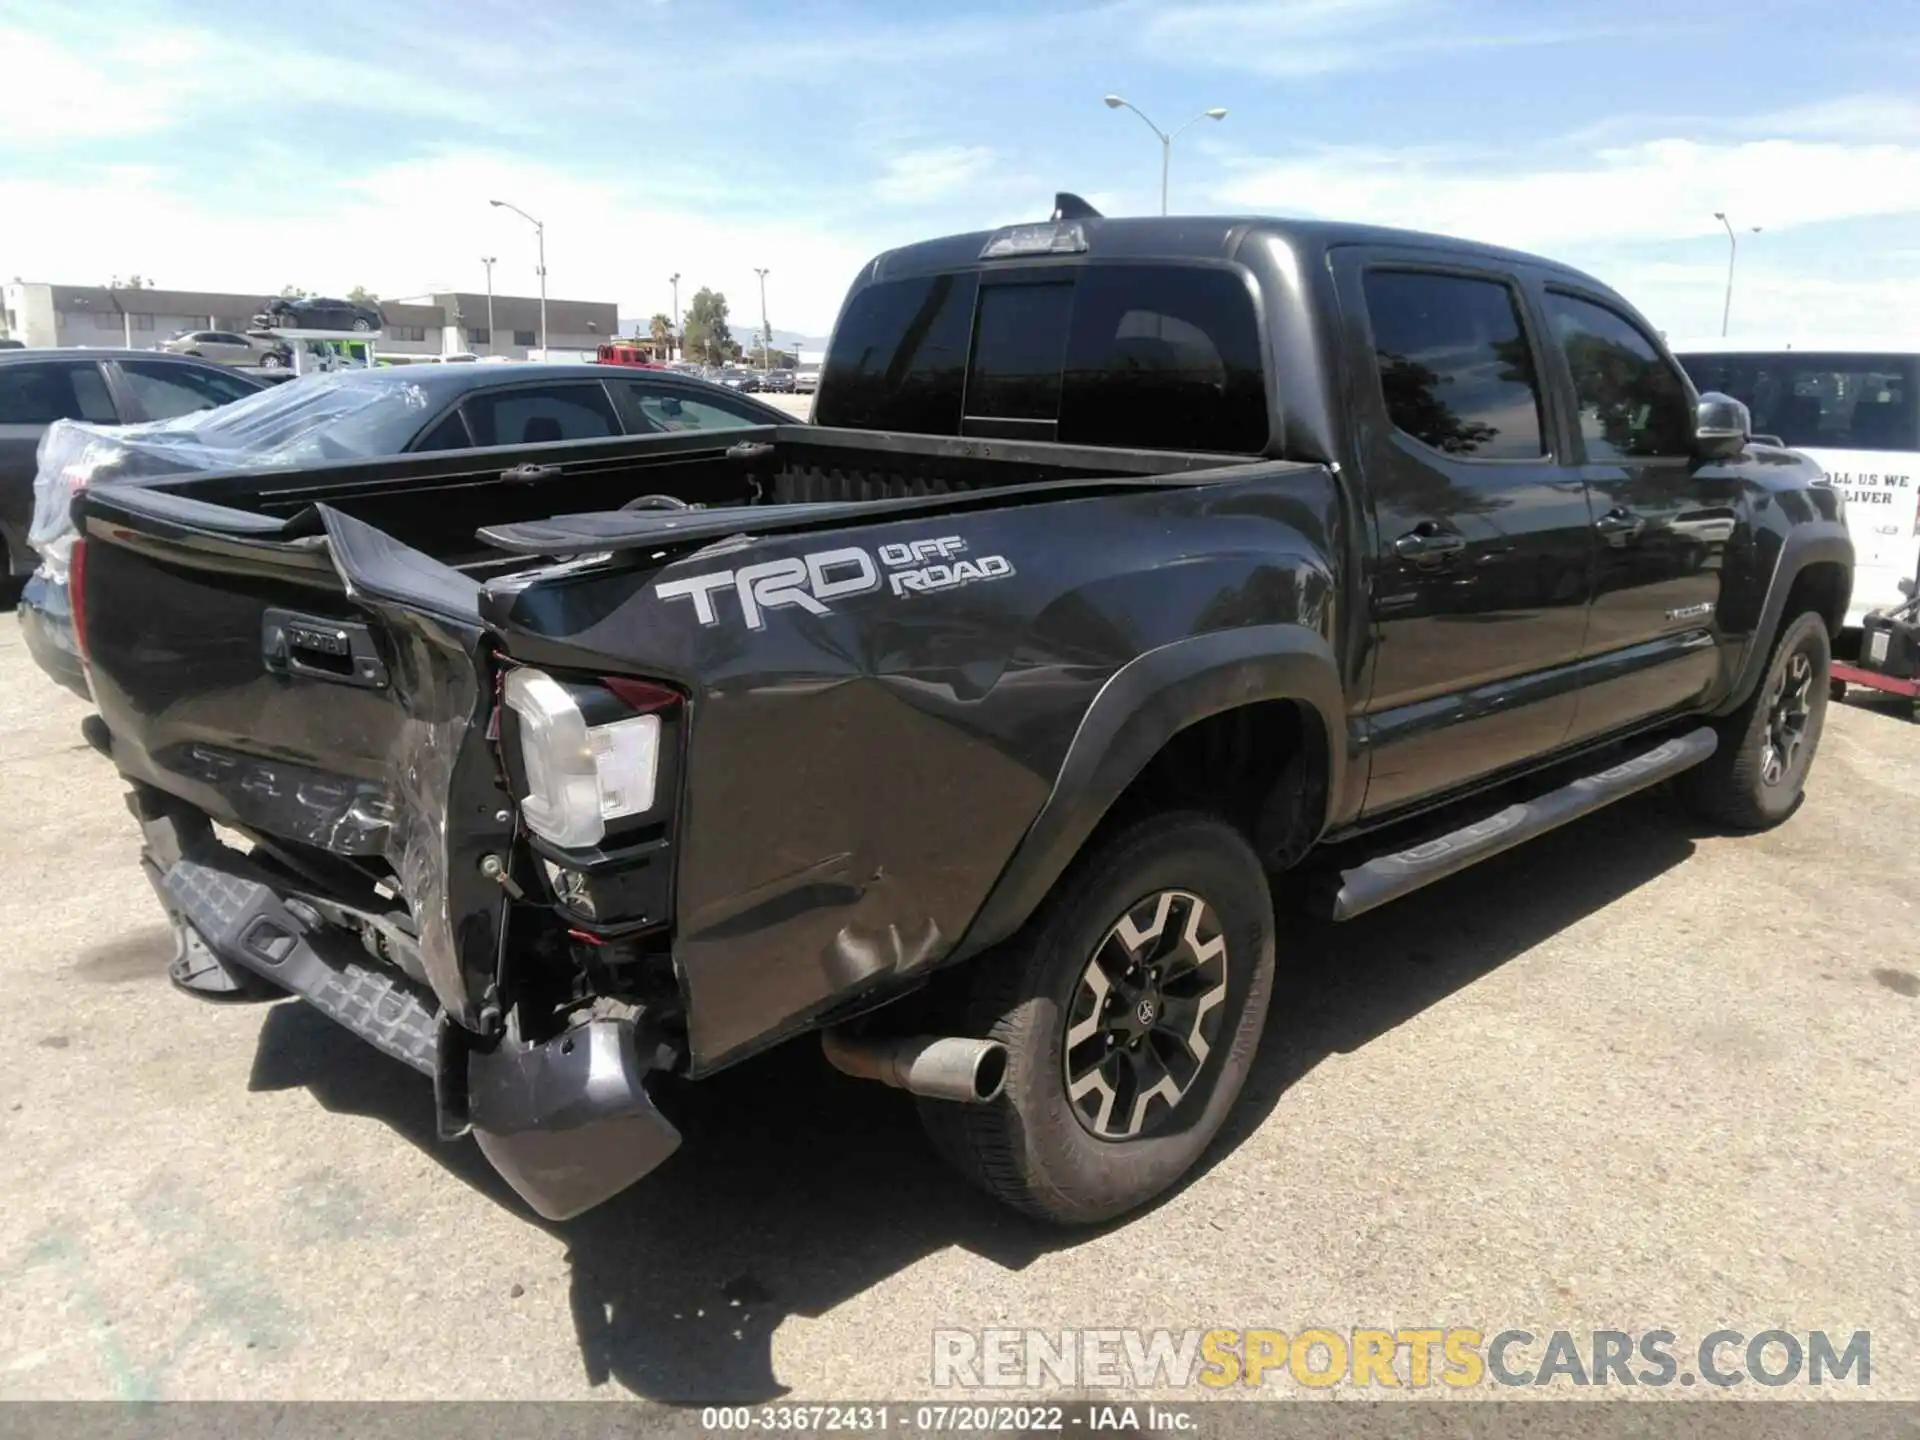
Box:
489;470;1341;1071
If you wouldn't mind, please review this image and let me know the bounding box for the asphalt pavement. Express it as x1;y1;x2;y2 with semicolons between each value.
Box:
0;611;1914;1404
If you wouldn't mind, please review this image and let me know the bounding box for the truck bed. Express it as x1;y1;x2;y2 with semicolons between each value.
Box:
87;424;1254;576
77;424;1304;1036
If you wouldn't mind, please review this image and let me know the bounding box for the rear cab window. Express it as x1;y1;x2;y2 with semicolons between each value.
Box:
818;263;1269;453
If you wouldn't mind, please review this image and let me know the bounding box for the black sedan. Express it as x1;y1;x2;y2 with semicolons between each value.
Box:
20;362;795;696
252;295;386;333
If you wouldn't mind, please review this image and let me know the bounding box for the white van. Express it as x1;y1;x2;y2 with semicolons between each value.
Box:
1673;338;1917;631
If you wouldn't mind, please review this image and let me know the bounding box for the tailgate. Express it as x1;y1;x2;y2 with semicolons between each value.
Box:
78;482;508;1025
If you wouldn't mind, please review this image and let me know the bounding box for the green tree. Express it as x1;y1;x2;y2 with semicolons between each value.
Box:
279;284;310;299
648;312;674;360
347;285;379;304
682;288;733;365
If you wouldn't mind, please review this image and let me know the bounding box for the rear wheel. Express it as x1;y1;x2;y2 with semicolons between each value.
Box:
351;317;373;332
918;813;1274;1224
1680;611;1831;829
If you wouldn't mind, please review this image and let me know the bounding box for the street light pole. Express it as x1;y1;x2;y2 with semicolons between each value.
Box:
1103;95;1228;215
753;267;770;372
489;198;547;356
1713;211;1760;338
480;256;497;355
670;272;681;361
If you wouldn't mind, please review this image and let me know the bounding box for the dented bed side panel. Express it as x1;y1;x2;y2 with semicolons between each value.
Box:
485;466;1344;1072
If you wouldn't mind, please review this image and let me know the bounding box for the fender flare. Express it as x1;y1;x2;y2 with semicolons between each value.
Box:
1714;522;1852;717
956;624;1346;958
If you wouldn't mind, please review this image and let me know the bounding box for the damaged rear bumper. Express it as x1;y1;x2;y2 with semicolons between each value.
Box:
144;814;681;1222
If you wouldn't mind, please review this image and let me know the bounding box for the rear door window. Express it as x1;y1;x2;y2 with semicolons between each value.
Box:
628;386;763;433
1678;352;1918;452
1362;269;1546;459
462;383;620;446
0;362;118;425
412;409;474;452
117;360;260;420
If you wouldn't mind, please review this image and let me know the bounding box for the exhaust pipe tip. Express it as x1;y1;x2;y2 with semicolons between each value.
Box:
822;1030;1009;1105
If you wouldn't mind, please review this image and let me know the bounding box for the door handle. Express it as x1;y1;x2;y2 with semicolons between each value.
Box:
1393;526;1466;563
1594;507;1642;540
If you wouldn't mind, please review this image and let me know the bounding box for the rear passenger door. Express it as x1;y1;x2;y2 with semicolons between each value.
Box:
1333;253;1597;814
1539;290;1725;742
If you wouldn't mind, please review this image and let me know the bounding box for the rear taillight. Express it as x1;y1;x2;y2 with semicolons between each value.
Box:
68;538;89;663
502;669;678;850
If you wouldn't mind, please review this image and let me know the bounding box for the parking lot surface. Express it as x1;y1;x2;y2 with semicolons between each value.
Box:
0;611;1914;1403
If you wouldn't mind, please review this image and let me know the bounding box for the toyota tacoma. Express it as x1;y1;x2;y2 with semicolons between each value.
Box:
67;200;1851;1223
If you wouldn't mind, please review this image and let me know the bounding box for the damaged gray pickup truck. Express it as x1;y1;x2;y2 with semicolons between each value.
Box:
72;203;1849;1223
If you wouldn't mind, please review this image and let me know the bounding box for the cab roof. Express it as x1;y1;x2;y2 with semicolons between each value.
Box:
863;212;1604;287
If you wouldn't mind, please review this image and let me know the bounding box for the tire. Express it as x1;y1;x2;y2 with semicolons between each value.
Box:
258;352;282;370
1680;610;1831;830
351;318;373;332
918;813;1275;1225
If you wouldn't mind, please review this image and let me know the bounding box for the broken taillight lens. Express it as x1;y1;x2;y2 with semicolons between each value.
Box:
502;670;680;850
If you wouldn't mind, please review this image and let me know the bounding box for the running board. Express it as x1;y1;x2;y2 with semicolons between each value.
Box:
1321;727;1718;923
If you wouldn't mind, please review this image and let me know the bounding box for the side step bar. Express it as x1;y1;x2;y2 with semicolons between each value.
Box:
1322;727;1717;923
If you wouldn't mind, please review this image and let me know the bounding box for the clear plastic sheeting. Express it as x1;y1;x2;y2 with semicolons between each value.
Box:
28;370;436;581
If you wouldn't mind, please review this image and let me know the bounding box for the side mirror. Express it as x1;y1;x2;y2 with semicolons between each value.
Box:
660;396;683;417
1694;392;1751;459
1900;577;1916;599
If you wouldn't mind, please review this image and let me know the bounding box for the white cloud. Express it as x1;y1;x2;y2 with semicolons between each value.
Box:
0;25;206;141
1135;0;1639;77
1214;136;1920;250
0;153;886;333
1602;261;1920;345
0;17;502;145
873;146;999;205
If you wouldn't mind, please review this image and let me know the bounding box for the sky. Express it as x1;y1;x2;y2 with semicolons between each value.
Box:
5;0;1920;344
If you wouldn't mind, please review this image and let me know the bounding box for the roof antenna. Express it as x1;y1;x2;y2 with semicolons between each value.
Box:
1052;192;1103;221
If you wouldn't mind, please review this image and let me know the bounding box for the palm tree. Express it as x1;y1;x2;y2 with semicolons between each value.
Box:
649;312;673;362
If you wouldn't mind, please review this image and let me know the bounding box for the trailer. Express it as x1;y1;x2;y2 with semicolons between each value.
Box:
247;325;382;375
1830;582;1920;712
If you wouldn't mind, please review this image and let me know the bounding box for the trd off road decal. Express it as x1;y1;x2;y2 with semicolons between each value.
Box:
655;534;1016;631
